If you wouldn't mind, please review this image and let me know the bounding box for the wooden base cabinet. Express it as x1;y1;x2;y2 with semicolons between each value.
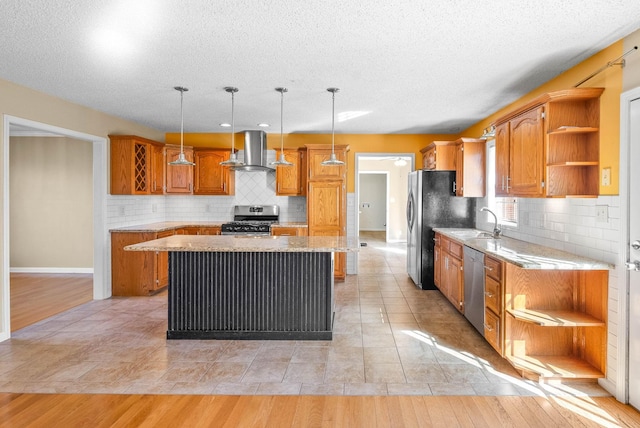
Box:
503;265;607;380
111;230;175;296
483;256;504;355
271;226;308;236
436;234;464;313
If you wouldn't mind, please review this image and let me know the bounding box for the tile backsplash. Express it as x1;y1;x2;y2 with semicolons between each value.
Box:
107;150;306;229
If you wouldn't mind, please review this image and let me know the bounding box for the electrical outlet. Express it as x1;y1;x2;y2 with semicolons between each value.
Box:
602;167;611;186
152;204;157;213
118;206;125;216
595;205;608;223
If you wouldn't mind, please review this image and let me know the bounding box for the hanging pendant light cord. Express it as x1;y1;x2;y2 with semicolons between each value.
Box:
331;89;336;154
179;89;185;152
231;90;236;152
321;87;343;166
280;89;285;152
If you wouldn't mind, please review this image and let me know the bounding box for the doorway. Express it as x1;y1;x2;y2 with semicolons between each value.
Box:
620;86;640;406
358;172;388;240
1;116;109;342
355;153;414;244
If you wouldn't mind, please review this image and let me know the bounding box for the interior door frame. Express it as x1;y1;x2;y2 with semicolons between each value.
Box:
1;115;109;342
354;153;415;241
618;86;640;403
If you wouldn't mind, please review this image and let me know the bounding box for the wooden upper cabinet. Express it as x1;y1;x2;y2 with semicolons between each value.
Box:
494;122;511;197
150;142;165;195
307;145;348;180
165;145;194;194
193;149;235;195
275;148;307;196
493;87;603;198
421;141;457;170
110;135;163;195
454;137;485;197
509;106;545;197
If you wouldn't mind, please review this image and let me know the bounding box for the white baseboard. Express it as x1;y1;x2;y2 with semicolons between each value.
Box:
10;267;94;274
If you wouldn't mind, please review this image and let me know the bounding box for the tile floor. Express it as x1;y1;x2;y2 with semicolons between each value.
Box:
0;232;610;397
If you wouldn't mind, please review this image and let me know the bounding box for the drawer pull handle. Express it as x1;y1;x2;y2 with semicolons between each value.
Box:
484;324;494;332
484;292;494;298
484;266;494;271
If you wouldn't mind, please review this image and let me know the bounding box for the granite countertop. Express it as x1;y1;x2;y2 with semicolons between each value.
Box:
125;234;359;253
110;221;308;233
433;228;614;270
110;221;225;233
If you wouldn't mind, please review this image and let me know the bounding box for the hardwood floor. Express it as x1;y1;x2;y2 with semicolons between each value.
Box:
10;273;93;331
1;393;639;427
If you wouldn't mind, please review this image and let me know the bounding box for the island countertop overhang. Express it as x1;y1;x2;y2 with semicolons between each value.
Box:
124;234;359;253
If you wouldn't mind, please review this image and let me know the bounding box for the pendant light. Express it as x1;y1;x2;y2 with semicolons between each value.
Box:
270;87;293;166
168;86;195;166
220;86;245;166
321;87;345;166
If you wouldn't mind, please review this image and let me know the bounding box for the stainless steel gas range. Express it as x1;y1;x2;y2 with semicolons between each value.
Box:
220;205;280;235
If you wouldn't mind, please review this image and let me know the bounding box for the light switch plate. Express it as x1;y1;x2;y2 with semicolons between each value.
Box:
602;167;611;186
595;205;608;223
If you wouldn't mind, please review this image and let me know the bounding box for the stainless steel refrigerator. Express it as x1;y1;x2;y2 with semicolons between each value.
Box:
406;170;476;289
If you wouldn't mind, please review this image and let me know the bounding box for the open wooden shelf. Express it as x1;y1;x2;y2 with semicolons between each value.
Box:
547;161;599;167
506;355;604;379
507;308;605;327
548;126;599;134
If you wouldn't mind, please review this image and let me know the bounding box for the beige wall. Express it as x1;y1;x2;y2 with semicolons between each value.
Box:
10;136;93;269
0;79;164;277
623;28;640;91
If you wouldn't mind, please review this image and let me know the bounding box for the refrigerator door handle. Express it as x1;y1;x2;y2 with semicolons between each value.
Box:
406;193;415;231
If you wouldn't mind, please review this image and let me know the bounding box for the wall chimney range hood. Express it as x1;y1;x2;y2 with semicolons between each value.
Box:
232;130;275;172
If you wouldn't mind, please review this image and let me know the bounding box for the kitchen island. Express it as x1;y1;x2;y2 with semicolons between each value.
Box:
125;235;359;340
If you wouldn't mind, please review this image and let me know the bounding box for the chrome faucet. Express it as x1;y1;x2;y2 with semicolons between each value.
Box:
480;207;501;239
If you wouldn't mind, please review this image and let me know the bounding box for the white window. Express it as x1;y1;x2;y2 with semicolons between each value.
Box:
486;140;518;226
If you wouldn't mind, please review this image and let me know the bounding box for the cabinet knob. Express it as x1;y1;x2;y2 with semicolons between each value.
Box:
484;324;494;332
484;291;495;298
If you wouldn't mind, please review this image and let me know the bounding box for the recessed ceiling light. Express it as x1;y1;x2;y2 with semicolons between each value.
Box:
220;123;231;127
257;123;270;127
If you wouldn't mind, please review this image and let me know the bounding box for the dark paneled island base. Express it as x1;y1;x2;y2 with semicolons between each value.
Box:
167;251;334;340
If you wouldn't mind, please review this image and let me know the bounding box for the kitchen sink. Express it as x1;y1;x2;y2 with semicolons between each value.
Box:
449;230;498;239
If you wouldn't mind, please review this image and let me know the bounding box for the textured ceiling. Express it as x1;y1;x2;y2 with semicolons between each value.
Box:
1;1;639;135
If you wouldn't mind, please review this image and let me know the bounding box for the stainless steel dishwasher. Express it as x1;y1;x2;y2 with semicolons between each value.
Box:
463;246;485;335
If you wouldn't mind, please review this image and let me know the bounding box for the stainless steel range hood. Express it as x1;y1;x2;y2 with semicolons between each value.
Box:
232;130;275;172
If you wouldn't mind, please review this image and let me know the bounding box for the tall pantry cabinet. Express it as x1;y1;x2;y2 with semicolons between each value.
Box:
306;144;349;280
